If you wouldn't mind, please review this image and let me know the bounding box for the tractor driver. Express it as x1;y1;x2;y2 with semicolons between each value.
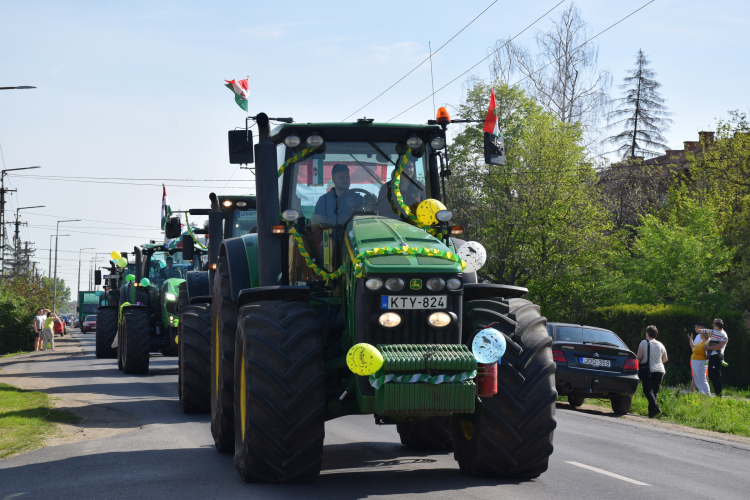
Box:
160;256;182;279
311;163;376;228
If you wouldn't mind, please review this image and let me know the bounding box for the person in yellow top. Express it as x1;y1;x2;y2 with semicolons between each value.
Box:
41;309;57;351
687;329;710;395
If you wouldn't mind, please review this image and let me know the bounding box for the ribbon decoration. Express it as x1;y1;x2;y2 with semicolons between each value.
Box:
352;245;466;278
118;302;131;324
390;149;440;236
369;370;477;390
278;146;321;178
184;212;208;251
288;227;346;281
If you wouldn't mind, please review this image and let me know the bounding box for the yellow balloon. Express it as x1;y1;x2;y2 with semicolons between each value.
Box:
346;343;384;376
111;251;122;261
416;198;446;226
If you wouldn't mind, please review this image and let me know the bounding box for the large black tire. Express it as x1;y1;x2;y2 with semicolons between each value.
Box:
160;328;179;357
122;308;151;375
117;328;124;371
179;304;212;413
611;394;632;415
95;308;118;359
451;298;557;479
211;255;237;453
568;395;585;408
397;417;453;450
233;300;325;483
178;282;189;312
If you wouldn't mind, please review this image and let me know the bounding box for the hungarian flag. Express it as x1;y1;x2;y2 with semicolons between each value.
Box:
225;79;249;111
483;88;505;166
160;184;171;230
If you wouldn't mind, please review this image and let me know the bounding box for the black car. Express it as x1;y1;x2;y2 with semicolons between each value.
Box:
548;323;639;414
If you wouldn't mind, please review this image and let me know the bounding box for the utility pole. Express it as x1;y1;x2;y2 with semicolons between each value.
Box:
1;167;41;275
78;247;94;299
53;220;80;313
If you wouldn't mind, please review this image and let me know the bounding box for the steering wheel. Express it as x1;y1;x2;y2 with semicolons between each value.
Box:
336;189;378;225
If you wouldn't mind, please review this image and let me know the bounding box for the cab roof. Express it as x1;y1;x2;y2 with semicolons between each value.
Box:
270;121;443;143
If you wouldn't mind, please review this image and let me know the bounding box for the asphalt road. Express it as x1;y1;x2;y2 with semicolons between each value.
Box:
2;331;749;500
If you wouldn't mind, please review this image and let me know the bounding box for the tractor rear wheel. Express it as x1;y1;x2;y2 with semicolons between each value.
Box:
95;307;118;359
117;329;124;371
122;308;150;375
233;300;325;483
179;304;212;413
397;417;453;450
210;255;237;453
451;298;557;479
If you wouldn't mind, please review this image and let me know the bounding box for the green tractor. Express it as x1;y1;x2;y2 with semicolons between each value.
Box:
115;241;204;374
177;194;257;413
95;253;134;358
207;113;556;482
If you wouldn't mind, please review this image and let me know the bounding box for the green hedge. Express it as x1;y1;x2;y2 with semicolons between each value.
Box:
582;304;750;388
0;297;35;355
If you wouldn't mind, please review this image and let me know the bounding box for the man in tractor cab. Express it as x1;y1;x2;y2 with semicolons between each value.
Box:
376;158;425;218
160;256;182;279
311;163;376;228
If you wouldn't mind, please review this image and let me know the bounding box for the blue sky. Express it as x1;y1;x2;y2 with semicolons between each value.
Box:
1;0;748;288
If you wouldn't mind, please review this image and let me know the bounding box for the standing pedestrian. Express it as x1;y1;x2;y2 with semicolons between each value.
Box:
41;309;57;351
687;329;711;395
32;308;46;352
697;318;728;397
636;325;668;418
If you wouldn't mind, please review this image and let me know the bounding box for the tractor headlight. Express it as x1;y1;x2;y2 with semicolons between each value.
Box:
223;200;233;207
281;209;300;222
426;277;445;291
236;201;247;208
430;136;446;150
306;133;324;147
436;210;452;222
165;293;177;301
427;312;451;328
385;277;404;291
446;278;462;290
378;312;401;328
365;277;383;291
406;134;423;149
284;134;301;148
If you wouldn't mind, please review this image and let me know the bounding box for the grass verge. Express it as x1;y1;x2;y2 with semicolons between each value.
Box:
564;385;750;437
0;383;80;459
1;351;29;359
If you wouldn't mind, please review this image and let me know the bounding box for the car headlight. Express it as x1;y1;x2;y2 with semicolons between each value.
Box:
446;278;462;290
385;277;404;291
427;312;451;328
165;293;177;301
365;277;383;291
426;277;445;291
378;312;401;328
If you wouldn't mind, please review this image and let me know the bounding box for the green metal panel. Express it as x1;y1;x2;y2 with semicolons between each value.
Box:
378;344;476;372
240;233;260;289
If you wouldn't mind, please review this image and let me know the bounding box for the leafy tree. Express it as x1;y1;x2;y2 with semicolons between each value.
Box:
604;50;672;158
446;80;616;320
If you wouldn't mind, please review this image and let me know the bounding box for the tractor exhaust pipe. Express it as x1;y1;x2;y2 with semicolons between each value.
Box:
208;192;223;266
254;113;283;287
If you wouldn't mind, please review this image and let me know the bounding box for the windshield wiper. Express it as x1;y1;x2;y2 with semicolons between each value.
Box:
583;341;620;347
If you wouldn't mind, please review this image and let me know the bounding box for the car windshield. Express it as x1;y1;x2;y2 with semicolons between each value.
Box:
555;326;582;343
85;315;96;321
232;209;258;237
284;142;427;226
583;328;627;349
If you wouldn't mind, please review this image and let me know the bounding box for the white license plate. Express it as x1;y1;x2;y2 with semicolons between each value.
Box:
381;296;447;309
580;357;611;368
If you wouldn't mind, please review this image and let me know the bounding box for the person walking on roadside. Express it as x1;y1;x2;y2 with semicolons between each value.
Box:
637;325;668;418
687;328;711;395
697;318;728;397
32;308;46;351
41;309;57;351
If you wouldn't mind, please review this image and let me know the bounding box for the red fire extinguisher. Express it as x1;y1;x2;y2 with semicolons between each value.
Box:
476;362;498;397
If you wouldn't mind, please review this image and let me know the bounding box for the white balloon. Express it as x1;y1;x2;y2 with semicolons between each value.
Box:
457;241;487;273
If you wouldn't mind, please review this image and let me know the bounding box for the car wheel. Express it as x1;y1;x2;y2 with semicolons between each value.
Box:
568;396;585;408
611;395;633;415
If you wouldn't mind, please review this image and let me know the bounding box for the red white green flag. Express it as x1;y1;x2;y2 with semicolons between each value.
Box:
160;184;171;230
483;88;499;137
225;79;249;111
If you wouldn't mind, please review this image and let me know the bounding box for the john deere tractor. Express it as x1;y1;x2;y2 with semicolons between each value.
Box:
95;253;134;358
116;242;204;374
177;194;257;413
206;113;556;482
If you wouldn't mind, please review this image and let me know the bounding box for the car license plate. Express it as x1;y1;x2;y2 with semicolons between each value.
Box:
381;296;447;309
579;357;611;368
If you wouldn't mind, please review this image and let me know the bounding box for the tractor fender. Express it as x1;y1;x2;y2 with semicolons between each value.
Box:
185;270;211;304
237;285;310;309
462;283;528;301
218;233;259;303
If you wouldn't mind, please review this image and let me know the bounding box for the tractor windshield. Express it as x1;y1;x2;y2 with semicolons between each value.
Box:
285;142;426;227
231;209;258;237
148;251;192;284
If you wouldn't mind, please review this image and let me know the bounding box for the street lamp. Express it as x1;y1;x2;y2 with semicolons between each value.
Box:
0;166;41;275
53;219;80;313
49;234;70;276
78;247;94;298
0;86;36;90
14;205;45;245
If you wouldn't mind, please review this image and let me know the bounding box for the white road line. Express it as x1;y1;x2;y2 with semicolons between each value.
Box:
566;461;650;486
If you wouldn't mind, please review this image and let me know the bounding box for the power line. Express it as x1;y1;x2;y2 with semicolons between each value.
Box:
387;0;565;122
22;212;161;229
9;175;253;189
341;0;501;121
26;225;163;238
9;174;251;182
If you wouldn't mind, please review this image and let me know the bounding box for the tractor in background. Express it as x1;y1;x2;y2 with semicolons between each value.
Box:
95;252;134;358
204;112;555;483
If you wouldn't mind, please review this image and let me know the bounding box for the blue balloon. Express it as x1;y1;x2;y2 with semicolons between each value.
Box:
159;261;167;268
101;300;108;306
94;290;104;296
471;328;506;364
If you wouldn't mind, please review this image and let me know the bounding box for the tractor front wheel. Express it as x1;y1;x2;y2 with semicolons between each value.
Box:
122;308;150;375
179;303;211;413
95;307;118;359
397;417;453;450
451;298;557;479
233;300;325;483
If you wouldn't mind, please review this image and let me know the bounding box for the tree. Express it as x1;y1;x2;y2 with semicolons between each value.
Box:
447;80;616;320
490;4;611;134
604;49;672;158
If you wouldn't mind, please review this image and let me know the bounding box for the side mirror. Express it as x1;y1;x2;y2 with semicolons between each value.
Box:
182;234;195;261
484;131;506;166
165;217;182;239
228;130;254;164
94;270;102;286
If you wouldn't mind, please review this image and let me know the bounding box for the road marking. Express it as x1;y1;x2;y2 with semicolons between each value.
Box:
566;461;650;486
